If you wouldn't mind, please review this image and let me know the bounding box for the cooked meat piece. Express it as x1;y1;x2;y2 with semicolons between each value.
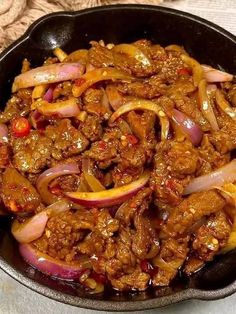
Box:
192;211;231;261
113;47;154;78
45;119;89;160
209;119;236;154
115;188;152;225
79;114;103;141
152;237;189;286
150;140;198;208
84;127;122;168
166;78;196;96
197;135;230;175
50;174;80;193
126;111;156;141
34;209;95;262
1;168;41;213
132;215;160;259
0;144;10;168
11;130;53;173
117;80;166;99
83;88;111;119
173;93;210;131
0;90;31;123
112;165;142;187
119;143;146;169
88;41;114;68
163;190;226;238
95;209;119;239
110;270;150;291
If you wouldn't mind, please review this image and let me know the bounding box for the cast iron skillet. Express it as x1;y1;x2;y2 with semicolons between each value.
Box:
0;4;236;311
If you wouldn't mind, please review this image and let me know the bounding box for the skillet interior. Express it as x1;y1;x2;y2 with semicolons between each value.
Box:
0;4;236;311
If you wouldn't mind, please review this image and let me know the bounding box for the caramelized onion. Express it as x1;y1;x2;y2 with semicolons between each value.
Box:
33;97;80;118
66;171;150;207
113;43;151;67
109;99;170;140
11;200;70;244
181;54;204;87
43;86;54;103
36;163;80;205
105;85;123;110
82;158;105;192
72;67;134;97
12;211;49;244
198;79;219;131
202;65;233;83
19;243;91;280
170;109;203;146
12;63;85;92
184;159;236;195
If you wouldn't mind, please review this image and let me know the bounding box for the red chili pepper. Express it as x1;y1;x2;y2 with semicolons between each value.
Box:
75;78;86;87
126;134;138;145
140;260;154;274
177;68;191;76
99;140;107;150
12;117;30;137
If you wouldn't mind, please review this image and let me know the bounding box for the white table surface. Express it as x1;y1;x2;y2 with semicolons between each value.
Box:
1;0;236;313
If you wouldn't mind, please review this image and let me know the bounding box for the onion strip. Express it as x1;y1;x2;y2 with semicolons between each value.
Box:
113;43;151;67
109;99;170;141
181;54;204;87
184;159;236;195
198;79;219;131
66;171;150;207
12;62;85;92
36;163;80;205
72;67;134;97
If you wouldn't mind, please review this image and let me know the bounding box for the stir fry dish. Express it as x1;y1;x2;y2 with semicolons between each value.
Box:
1;39;236;293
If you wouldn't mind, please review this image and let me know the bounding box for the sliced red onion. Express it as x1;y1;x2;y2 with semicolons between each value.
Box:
43;86;54;103
11;200;70;244
171;109;203;146
202;65;233;83
66;171;150;207
105;85;123;110
0;123;8;143
36;163;80;205
184;159;236;195
12;211;49;244
36;98;80;118
12;63;85;92
19;244;91;280
46;199;71;216
109;99;170;141
30;110;50;130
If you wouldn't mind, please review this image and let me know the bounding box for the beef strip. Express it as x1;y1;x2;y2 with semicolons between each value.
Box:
163;190;226;238
152;237;189;286
192;210;231;261
45;119;89;160
12;130;53;173
150;140;199;209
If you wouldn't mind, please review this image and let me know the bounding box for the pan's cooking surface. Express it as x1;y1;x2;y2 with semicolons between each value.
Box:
1;4;236;311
